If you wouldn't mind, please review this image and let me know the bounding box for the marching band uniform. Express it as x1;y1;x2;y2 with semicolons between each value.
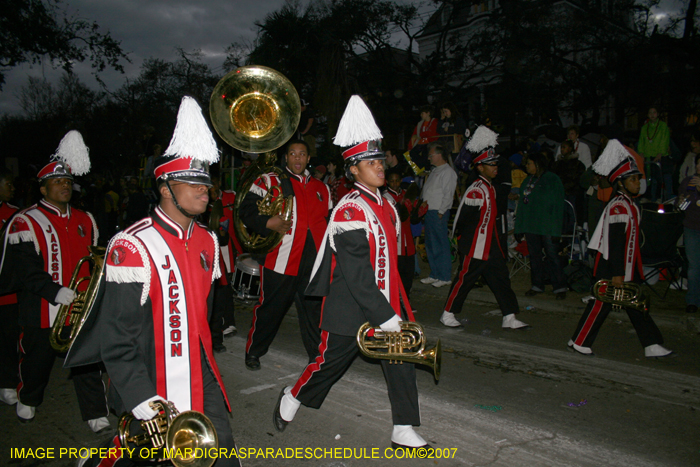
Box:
67;97;240;466
1;131;109;430
440;127;528;329
0;198;19;405
383;186;416;298
241;154;331;368
274;96;430;451
569;140;671;357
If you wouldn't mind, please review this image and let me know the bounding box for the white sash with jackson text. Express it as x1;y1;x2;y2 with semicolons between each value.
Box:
136;228;192;411
25;209;63;326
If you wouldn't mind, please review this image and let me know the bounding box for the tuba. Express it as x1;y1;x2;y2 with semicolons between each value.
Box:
118;400;218;467
592;279;650;314
49;245;105;352
209;65;300;254
357;321;442;381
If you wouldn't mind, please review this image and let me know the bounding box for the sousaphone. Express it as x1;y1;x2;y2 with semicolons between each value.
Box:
209;66;301;254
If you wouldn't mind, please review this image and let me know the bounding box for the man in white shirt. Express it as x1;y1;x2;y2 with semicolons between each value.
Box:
556;125;592;169
419;144;458;288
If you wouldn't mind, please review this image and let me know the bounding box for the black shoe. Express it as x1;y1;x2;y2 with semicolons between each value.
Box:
245;354;261;371
687;305;698;313
213;343;227;353
390;442;433;452
273;388;288;432
556;292;567;300
525;289;541;297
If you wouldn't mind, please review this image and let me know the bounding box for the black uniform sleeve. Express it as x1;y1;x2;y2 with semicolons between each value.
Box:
334;230;396;327
8;241;62;303
238;183;273;237
99;281;158;412
608;223;627;278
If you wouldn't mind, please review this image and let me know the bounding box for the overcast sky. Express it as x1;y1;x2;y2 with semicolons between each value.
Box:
0;0;686;116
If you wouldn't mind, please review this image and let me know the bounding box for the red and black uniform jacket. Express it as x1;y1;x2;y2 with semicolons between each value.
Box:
239;168;332;275
307;183;414;337
383;187;416;256
67;207;229;415
3;200;97;327
588;193;644;282
452;175;504;260
0;201;19;304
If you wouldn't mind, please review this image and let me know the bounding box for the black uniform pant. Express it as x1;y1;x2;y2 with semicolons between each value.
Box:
397;254;415;300
443;252;519;316
571;298;664;349
245;234;322;361
290;331;421;426
18;326;108;420
0;302;19;388
88;356;240;467
211;280;235;348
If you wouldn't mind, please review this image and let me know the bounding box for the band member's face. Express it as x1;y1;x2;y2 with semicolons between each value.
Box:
0;176;15;203
40;177;73;207
285;143;310;175
387;173;401;192
420;111;430;122
170;182;209;215
621;174;640;196
352;160;385;189
478;163;498;180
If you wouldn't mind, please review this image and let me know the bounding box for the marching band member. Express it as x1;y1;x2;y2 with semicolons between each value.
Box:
440;126;529;329
273;96;431;452
0;168;20;405
1;131;109;431
569;139;672;358
240;139;331;370
67;97;240;466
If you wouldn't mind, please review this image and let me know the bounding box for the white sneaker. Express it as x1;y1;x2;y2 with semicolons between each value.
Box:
17;401;35;422
0;388;18;405
581;295;595;304
432;280;452;288
420;277;438;284
87;416;111;433
502;314;529;329
440;311;462;328
568;340;593;355
644;344;673;358
223;325;237;336
391;425;428;448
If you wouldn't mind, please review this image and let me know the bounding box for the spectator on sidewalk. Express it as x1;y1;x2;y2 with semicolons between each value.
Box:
419;144;458;288
515;152;567;300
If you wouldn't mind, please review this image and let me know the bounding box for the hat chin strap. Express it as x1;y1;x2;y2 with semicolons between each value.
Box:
165;180;196;219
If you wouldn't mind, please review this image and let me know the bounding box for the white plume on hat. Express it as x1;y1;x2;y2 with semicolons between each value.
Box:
592;139;628;176
164;96;220;164
52;130;90;176
333;95;383;147
466;125;498;153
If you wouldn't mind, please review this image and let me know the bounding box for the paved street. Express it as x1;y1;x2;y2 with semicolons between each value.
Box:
1;261;699;466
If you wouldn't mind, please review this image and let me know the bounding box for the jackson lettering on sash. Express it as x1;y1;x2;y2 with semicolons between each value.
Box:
377;232;386;290
160;255;183;357
46;225;60;281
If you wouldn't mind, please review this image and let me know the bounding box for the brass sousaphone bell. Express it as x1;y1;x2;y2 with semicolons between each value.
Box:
209;66;301;254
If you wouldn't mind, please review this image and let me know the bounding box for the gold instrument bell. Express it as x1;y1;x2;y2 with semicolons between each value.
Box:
357;321;442;381
209;66;301;254
592;279;650;314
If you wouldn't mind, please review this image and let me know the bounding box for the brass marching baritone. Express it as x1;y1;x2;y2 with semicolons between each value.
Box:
357;321;442;381
209;65;301;254
592;279;650;314
118;400;218;467
49;245;106;352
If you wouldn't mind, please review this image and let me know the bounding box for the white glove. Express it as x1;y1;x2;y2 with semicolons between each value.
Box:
132;395;167;421
55;287;76;306
379;314;402;333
